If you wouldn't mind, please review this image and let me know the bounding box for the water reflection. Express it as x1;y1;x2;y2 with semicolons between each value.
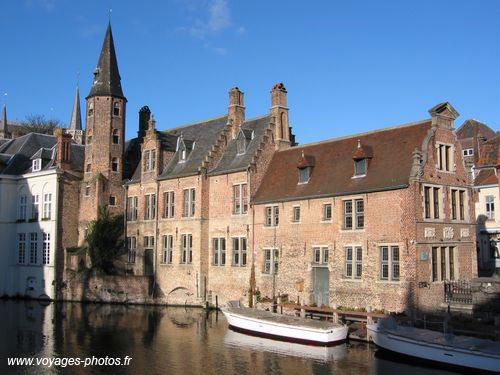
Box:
0;300;463;375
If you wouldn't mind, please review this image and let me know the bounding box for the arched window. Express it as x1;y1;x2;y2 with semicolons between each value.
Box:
86;163;91;172
113;102;120;117
88;102;94;117
112;157;118;172
112;129;119;144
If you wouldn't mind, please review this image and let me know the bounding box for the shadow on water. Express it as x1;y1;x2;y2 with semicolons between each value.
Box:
0;300;467;375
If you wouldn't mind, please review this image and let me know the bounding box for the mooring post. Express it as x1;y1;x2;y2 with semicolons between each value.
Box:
367;306;373;325
333;304;338;323
215;295;218;310
300;303;305;318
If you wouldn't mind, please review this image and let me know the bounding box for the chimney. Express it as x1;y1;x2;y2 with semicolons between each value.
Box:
428;102;459;129
55;128;73;170
228;87;245;139
271;83;290;149
138;106;151;139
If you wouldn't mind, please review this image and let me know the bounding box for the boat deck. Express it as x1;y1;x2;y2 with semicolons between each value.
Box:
225;307;342;331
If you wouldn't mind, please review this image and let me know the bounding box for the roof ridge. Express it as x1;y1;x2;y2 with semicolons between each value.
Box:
242;114;270;123
278;118;431;152
161;114;228;133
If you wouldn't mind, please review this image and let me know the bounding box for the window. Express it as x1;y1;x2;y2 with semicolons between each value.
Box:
182;188;195;217
86;163;91;173
42;233;50;265
437;144;453;172
212;238;226;266
113;102;120;117
354;159;367;176
181;234;193;264
88;103;94;117
344;199;363;229
112;129;119;144
109;196;116;206
323;204;332;221
163;191;175;218
85;185;90;197
451;189;466;220
18;233;26;264
31;195;39;220
180;148;187;162
145;194;156;220
298;167;310;184
112;157;118;172
233;184;248;214
144;236;154;249
43;194;52;220
424;186;441;219
30;233;38;264
486;195;495;219
345;247;362;279
265;206;279;226
313;247;329;265
232;237;247;266
127;196;138;221
462;148;473;156
432;246;456;281
263;249;279;274
127;237;137;263
380;246;399;281
292;206;300;222
144;150;156;172
19;195;27;220
162;235;173;264
87;135;93;144
32;159;41;172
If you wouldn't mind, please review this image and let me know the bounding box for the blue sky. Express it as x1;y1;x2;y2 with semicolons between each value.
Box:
1;0;499;143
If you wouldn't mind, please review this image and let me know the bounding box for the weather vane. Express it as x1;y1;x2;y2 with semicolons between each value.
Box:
109;8;112;21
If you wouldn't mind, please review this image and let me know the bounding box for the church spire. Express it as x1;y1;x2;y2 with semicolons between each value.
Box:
69;83;82;131
87;22;125;99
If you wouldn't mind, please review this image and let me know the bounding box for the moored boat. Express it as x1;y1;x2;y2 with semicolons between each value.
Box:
221;301;348;345
367;318;500;373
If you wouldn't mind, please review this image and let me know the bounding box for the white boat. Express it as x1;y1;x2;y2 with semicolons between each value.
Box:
224;329;348;362
367;318;500;373
221;301;348;345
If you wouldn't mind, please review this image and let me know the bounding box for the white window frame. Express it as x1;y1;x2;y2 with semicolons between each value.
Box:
42;233;51;265
19;195;27;220
486;195;495;220
345;246;362;279
32;159;42;172
292;206;300;222
233;184;248;215
313;246;329;265
162;235;173;264
182;188;195;217
380;246;400;281
127;196;138;221
212;237;226;266
431;246;456;282
265;205;279;227
323;203;332;221
436;143;454;172
127;237;137;263
462;148;473;156
30;232;38;265
263;248;279;274
232;237;247;267
43;193;52;220
163;191;175;218
18;233;26;264
181;234;193;264
145;193;156;220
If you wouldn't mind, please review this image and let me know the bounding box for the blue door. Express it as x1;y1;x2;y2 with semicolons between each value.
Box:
313;267;329;306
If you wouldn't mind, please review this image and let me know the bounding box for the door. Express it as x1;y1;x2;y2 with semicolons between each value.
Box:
313;267;329;306
144;249;154;276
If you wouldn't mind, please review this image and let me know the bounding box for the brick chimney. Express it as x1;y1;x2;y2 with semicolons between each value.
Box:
138;105;151;139
228;87;245;139
55;128;72;170
428;102;459;129
271;83;291;149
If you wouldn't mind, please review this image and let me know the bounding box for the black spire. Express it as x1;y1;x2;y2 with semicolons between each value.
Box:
69;83;82;130
87;22;125;99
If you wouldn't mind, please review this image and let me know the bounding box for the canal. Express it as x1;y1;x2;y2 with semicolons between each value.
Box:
0;300;463;374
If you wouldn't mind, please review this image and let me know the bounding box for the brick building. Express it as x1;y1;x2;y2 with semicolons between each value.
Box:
68;23;479;312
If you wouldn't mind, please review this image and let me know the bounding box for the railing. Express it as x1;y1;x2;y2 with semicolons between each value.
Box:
444;280;472;305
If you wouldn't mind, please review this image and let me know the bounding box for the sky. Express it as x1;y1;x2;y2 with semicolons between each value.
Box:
1;0;499;144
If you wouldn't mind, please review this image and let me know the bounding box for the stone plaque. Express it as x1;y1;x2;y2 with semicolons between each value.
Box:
460;228;469;238
443;227;454;240
424;227;435;238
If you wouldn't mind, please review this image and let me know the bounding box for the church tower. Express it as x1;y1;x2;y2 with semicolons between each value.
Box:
67;83;84;144
79;22;127;240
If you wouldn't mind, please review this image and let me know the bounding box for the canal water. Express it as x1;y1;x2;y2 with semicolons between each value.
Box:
0;300;463;375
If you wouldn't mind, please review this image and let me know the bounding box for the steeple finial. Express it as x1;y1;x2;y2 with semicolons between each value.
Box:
69;83;82;131
87;22;124;99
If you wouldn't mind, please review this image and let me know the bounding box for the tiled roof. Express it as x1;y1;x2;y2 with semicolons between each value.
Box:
477;135;499;167
474;169;498;186
209;115;271;176
456;119;496;140
254;120;432;204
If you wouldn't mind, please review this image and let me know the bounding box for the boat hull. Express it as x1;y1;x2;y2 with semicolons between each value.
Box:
368;323;500;373
222;309;348;346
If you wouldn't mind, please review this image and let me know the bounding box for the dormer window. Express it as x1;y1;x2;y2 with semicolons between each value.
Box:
180;149;186;162
237;136;246;155
298;167;310;184
354;158;367;176
144;150;156;172
32;159;41;172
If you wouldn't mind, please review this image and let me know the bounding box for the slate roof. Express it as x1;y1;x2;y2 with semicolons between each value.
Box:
157;115;229;180
254;120;433;204
456;119;496;140
87;23;124;99
209;115;271;176
69;84;82;130
0;132;84;175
